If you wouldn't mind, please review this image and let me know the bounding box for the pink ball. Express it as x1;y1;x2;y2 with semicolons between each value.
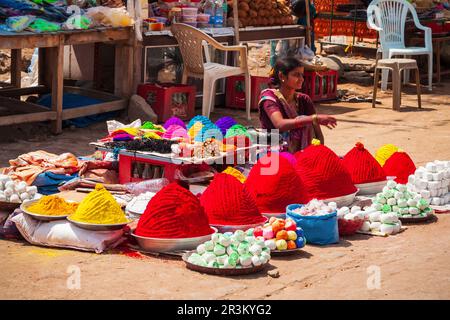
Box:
263;226;274;240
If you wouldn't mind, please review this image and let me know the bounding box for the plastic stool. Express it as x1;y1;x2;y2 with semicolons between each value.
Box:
372;58;422;111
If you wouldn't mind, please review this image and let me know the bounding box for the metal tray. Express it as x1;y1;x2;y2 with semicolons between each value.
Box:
271;248;304;256
0;201;20;212
261;212;286;219
399;213;435;224
323;189;359;207
182;251;268;276
131;227;217;252
210;217;268;233
20;199;74;222
67;216;130;231
355;180;387;195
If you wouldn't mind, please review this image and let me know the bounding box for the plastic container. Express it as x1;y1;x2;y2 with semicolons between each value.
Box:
149;22;164;31
286;204;339;245
182;15;198;23
184;21;198;27
197;13;210;23
337;218;364;236
182;7;199;15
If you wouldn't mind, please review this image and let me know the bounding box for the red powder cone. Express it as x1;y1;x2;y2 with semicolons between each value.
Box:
245;153;310;213
200;173;266;225
135;183;213;238
382;151;416;184
342;142;386;184
295;142;357;199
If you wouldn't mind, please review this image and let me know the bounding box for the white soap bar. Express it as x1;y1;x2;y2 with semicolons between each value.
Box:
394;191;404;200
408;175;415;184
397;184;407;192
430;189;438;197
387;198;397;206
369;211;381;222
397;199;407;208
425;172;434;181
407;199;417;207
420;190;431;199
382;186;390;193
370;221;381;231
372;203;382;211
406;183;416;192
387;180;397;189
351;206;361;214
426;163;437;173
408;207;419;215
431;197;442;206
435;161;445;171
428;181;440;190
360;221;371;232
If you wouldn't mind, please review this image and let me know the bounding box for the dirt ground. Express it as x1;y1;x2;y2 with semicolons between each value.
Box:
0;80;450;300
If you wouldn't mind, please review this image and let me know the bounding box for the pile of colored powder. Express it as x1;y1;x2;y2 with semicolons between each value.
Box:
188;122;203;140
342;142;386;184
194;122;223;142
375;144;399;166
279;152;297;167
143;132;162;140
162;125;189;141
200;173;265;225
163;116;186;129
294;139;357;199
141;121;165;132
215;116;237;136
69;184;128;224
27;195;78;216
135;183;213;238
245;153;310;213
225;124;252;141
382;150;416;184
111;127;140;138
187;115;211;129
222;167;246;183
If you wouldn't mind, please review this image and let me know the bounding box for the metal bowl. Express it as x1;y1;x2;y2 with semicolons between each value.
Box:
355;180;387;195
20;199;74;222
271;248;304;256
261;212;286;219
210;217;268;233
182;251;268;276
399;212;435;224
67;216;130;231
322;189;359;207
131;227;217;253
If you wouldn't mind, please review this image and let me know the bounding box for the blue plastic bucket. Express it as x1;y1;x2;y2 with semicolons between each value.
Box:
286;204;339;245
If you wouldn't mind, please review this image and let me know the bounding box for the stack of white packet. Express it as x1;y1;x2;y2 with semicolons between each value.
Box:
407;160;450;206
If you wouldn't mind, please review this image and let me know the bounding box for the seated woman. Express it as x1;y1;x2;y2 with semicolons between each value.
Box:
259;56;337;153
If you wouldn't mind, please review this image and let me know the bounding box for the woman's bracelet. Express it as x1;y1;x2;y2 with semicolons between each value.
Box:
312;114;319;126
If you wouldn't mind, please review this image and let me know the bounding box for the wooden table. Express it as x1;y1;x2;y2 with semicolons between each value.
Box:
0;27;135;134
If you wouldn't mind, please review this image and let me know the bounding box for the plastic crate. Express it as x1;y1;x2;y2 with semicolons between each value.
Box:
225;75;270;111
301;70;338;102
119;153;179;184
137;83;196;123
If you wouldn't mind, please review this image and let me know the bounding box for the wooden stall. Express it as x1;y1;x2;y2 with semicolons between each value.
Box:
0;27;135;134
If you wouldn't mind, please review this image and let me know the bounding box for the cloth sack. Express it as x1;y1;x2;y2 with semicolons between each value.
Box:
12;212;126;253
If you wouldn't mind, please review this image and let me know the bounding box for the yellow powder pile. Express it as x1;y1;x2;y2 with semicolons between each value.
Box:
375;144;399;166
222;167;246;183
69;184;128;224
27;195;78;216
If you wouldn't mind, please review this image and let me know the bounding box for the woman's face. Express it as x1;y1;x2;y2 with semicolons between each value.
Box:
280;66;304;90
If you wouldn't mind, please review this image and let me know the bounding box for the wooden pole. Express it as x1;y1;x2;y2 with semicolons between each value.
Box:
51;39;64;134
11;49;22;88
305;0;312;48
233;0;240;44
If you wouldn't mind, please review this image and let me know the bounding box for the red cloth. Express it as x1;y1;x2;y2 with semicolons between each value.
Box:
135;183;213;238
200;173;266;226
245;153;310;213
295;144;357;199
382;151;416;184
342;142;386;184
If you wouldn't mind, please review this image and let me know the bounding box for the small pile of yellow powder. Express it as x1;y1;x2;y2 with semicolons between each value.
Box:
222;167;246;183
27;195;78;216
69;184;128;224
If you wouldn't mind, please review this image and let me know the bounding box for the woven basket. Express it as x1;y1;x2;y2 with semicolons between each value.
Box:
338;218;364;236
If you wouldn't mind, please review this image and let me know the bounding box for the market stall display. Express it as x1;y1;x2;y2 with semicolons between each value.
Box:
245;153;310;217
382;150;416;184
294;139;357;206
229;0;295;28
0;175;40;205
407;160;450;207
184;229;271;271
253;217;306;254
200;173;266;231
342;142;387;195
21;195;78;221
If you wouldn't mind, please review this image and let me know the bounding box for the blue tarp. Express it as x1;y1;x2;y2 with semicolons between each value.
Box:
32;171;79;195
37;93;120;128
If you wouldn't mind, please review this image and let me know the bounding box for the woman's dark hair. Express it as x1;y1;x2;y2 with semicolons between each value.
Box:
291;0;307;18
269;56;304;87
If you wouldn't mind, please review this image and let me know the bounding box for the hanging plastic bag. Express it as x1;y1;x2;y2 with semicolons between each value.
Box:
28;18;61;32
6;15;36;32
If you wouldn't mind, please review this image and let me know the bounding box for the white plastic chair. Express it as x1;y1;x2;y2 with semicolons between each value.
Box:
171;23;251;120
367;0;433;91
